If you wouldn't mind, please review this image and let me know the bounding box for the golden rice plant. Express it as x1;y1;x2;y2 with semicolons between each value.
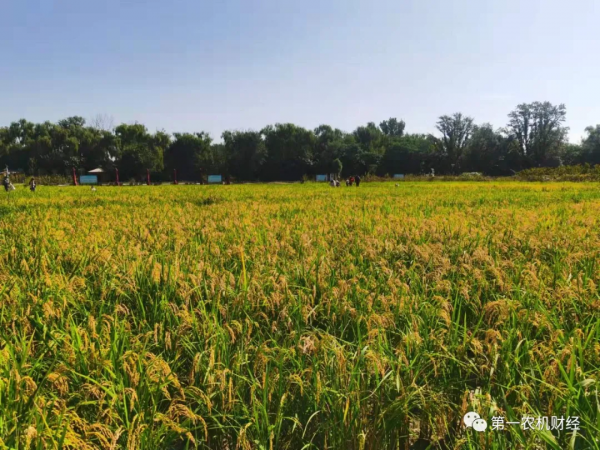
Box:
0;181;598;449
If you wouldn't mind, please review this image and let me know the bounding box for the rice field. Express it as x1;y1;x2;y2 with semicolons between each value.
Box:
0;182;599;450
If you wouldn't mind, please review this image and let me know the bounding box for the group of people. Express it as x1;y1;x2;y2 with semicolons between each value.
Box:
4;172;362;192
330;175;361;187
2;171;36;192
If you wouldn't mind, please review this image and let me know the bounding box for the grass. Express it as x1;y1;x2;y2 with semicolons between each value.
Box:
0;182;599;449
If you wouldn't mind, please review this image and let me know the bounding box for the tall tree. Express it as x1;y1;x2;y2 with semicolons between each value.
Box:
462;124;521;175
47;122;81;172
56;117;117;172
209;143;228;176
191;133;218;177
0;108;593;179
58;116;86;130
435;113;474;173
261;123;315;181
222;130;266;181
353;122;384;154
379;118;406;137
338;143;365;176
313;125;345;175
378;134;435;176
115;124;166;180
165;132;212;181
0;119;36;172
506;102;568;167
580;125;600;165
560;143;583;166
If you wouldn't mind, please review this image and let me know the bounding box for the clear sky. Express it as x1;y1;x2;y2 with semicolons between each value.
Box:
1;0;599;142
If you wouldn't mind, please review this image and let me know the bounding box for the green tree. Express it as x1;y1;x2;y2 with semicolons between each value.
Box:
165;132;212;181
0;119;36;172
313;125;345;175
580;125;600;165
353;122;385;154
46;123;81;172
58;116;86;130
55;117;118;173
434;113;474;173
378;134;435;176
115;124;166;180
261;123;315;181
339;142;382;176
379;118;406;137
222;130;266;181
84;129;119;171
463;124;516;175
208;143;227;176
560;143;583;166
506;102;568;167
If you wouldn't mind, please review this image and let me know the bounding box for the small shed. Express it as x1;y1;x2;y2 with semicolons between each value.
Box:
87;168;105;184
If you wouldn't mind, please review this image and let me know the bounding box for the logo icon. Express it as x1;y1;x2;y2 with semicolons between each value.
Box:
464;412;487;432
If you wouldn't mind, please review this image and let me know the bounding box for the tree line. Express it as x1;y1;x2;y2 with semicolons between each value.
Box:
2;102;600;182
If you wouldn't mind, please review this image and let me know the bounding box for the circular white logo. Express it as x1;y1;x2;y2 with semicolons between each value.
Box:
463;412;480;428
472;418;488;432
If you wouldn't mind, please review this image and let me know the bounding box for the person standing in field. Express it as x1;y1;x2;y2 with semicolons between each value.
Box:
355;175;361;187
349;176;354;186
29;177;36;192
3;171;10;192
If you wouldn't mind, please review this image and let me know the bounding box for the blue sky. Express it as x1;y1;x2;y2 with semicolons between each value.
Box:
1;0;599;142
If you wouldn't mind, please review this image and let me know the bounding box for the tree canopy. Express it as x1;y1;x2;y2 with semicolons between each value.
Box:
0;102;593;181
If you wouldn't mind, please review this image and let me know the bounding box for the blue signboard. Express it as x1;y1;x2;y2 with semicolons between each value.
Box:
393;174;405;180
80;175;98;184
208;175;222;184
316;174;327;182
